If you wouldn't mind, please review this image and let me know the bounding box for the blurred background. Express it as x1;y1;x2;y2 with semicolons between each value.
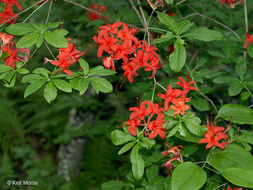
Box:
0;0;253;189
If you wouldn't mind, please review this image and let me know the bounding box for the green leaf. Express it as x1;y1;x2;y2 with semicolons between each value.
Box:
184;27;223;41
221;168;253;188
235;63;247;79
191;98;209;111
44;30;67;48
5;23;37;35
79;59;89;75
36;35;44;48
70;78;80;90
167;123;180;138
111;130;135;146
0;64;12;73
213;76;238;84
16;32;40;48
140;137;155;150
130;144;145;181
217;104;253;124
169;39;186;72
33;68;51;78
44;82;57;103
228;81;242;96
88;66;116;76
183;115;206;136
90;78;113;94
171;162;207;190
52;79;72;93
151;33;174;44
157;12;178;33
78;78;89;95
101;180;131;190
209;144;253;172
146;166;159;182
236;131;253;145
165;0;173;4
118;141;136;155
24;79;46;98
22;74;45;83
47;22;62;29
247;44;253;58
177;20;194;35
17;68;29;74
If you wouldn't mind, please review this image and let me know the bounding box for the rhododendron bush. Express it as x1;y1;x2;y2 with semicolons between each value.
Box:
0;0;253;189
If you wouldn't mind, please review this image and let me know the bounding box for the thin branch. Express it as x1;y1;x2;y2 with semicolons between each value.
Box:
181;8;241;40
212;183;227;190
45;0;53;24
128;0;145;27
244;0;248;60
151;78;157;102
23;0;49;23
44;40;56;60
0;0;46;27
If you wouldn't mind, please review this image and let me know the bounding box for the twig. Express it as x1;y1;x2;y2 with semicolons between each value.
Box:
181;8;241;40
176;0;186;6
45;0;53;24
63;0;102;16
212;183;227;190
23;0;49;23
44;40;56;60
151;78;157;102
128;0;145;27
0;0;46;27
244;0;248;60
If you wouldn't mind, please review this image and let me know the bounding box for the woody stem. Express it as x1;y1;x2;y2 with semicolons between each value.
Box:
244;0;248;60
45;0;53;24
23;0;49;23
0;0;47;27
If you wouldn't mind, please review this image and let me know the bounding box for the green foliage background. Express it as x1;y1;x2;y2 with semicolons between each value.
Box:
0;0;253;189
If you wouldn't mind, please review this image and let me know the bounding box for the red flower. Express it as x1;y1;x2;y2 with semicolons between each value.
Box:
158;85;182;111
0;0;22;10
86;3;107;21
127;118;141;136
46;39;86;75
168;45;174;54
147;115;165;139
103;56;115;70
220;0;236;7
0;5;18;24
146;0;164;8
175;77;198;95
199;121;230;150
161;144;183;176
170;100;190;116
166;12;175;16
126;100;165;139
227;186;242;190
244;32;253;49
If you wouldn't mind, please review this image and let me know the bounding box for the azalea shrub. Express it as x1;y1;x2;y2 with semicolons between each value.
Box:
0;0;253;190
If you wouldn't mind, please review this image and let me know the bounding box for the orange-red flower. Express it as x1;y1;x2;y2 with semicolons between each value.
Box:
244;32;253;49
0;33;28;68
0;0;22;10
146;0;164;8
0;4;18;24
126;100;165;139
175;77;198;95
170;100;190;116
199;121;230;150
86;3;106;21
227;186;242;190
46;39;86;75
93;22;161;83
161;143;183;176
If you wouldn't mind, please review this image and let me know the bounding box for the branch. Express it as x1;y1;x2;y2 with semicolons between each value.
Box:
128;0;145;27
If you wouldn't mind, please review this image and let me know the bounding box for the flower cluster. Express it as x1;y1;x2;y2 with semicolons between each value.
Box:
0;33;29;68
161;143;183;176
158;77;198;117
146;0;164;8
93;22;161;83
126;100;165;139
244;32;253;49
86;3;107;21
220;0;243;7
0;0;22;24
227;186;242;190
46;39;86;75
199;121;230;149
